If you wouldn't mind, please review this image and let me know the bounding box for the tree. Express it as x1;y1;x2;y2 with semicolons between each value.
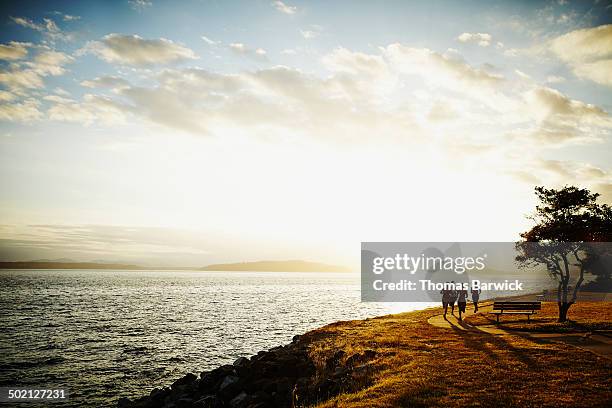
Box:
516;186;612;322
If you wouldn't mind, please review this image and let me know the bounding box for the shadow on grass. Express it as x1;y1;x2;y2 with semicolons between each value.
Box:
450;319;538;368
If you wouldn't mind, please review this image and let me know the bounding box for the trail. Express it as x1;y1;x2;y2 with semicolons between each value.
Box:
427;304;612;360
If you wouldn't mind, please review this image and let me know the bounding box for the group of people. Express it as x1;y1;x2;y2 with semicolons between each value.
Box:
440;284;481;321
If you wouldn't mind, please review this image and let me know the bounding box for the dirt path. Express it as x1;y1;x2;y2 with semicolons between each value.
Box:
427;305;612;360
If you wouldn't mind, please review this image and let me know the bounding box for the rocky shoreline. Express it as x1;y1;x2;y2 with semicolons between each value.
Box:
118;334;377;408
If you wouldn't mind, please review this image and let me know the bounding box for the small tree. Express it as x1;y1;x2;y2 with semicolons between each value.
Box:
516;186;612;322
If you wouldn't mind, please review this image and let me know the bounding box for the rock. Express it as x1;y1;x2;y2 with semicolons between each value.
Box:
252;361;279;377
364;349;377;359
117;397;131;407
194;395;223;408
257;352;277;362
200;365;236;391
176;397;195;408
220;375;240;391
233;357;249;367
149;387;171;405
247;378;277;394
119;334;362;408
247;403;272;408
333;366;348;377
172;373;197;389
219;375;242;400
344;350;376;368
274;377;292;395
229;391;249;408
317;378;340;397
217;364;237;374
325;350;346;370
250;390;272;404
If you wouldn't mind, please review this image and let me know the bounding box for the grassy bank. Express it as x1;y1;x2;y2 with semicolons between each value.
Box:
123;302;611;407
299;302;611;407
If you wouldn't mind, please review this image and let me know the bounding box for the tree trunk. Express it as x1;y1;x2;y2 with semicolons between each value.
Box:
558;302;573;322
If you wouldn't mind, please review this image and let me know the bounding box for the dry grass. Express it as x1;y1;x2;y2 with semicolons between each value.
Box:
297;303;612;408
466;301;612;332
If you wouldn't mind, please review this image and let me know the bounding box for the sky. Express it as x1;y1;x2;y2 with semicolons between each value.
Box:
0;0;611;267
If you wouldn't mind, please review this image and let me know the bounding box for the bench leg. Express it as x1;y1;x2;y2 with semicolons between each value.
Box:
496;314;499;324
528;314;531;323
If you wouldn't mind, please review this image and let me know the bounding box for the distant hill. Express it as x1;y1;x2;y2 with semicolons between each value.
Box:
200;260;351;272
31;258;76;263
0;261;146;270
0;259;351;272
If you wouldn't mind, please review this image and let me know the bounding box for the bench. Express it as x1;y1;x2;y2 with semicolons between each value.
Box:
490;301;541;323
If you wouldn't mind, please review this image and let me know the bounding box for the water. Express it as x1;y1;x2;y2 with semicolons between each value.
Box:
0;270;428;406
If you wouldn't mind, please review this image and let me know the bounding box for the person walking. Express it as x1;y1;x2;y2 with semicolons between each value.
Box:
441;286;451;319
471;288;481;312
457;289;468;321
449;282;458;314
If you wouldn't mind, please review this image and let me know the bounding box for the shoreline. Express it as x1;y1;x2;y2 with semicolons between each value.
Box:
119;302;612;407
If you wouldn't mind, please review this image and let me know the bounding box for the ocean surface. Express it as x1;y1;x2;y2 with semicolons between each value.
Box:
0;270;430;407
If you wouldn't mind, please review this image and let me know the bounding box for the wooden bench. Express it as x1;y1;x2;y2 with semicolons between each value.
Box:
490;301;541;323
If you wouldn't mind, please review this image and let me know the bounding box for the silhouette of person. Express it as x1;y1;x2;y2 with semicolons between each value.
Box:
441;285;451;319
457;289;468;321
449;281;458;314
471;288;481;312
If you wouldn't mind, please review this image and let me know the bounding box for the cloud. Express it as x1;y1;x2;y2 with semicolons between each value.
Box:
384;45;503;85
510;157;611;189
80;75;130;90
322;47;388;78
201;35;219;46
0;99;42;122
551;24;612;86
0;41;30;60
28;50;74;75
10;16;72;42
47;94;130;125
427;100;458;123
0;91;15;102
546;75;565;83
50;11;81;21
382;44;504;97
511;86;612;147
0;48;72;92
53;45;513;139
62;14;80;21
228;43;267;60
457;32;492;47
11;16;44;31
128;0;152;12
525;86;608;124
515;69;531;80
81;34;197;66
104;63;412;138
272;1;297;15
300;30;321;40
538;159;609;183
41;43;610;161
0;69;44;90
